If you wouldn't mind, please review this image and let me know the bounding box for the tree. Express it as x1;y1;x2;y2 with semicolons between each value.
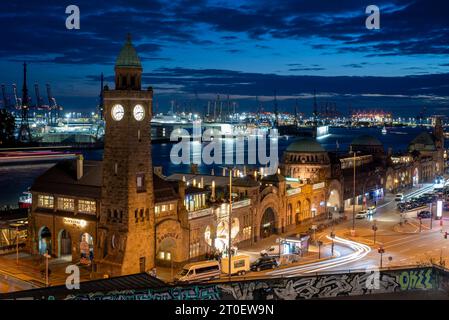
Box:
0;109;16;146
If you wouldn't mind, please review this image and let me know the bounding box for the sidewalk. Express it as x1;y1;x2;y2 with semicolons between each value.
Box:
0;252;92;290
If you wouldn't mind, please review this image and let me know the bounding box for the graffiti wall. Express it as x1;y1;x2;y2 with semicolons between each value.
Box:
1;267;438;300
60;267;435;300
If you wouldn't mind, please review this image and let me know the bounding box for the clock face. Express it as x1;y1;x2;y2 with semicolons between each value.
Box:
133;104;145;121
111;104;124;121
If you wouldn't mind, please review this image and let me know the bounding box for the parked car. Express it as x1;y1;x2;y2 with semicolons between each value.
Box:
260;245;280;257
355;211;367;219
395;193;404;201
174;260;221;283
250;257;278;272
417;210;431;219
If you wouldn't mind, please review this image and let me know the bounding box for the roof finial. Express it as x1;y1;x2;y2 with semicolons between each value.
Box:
127;33;132;43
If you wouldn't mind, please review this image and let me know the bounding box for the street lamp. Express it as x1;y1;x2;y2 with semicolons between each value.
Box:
228;167;234;281
317;240;323;259
372;223;378;244
43;251;51;287
330;230;335;256
378;246;385;268
349;149;361;234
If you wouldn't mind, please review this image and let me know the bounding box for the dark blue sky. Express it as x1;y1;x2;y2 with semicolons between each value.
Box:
1;0;449;116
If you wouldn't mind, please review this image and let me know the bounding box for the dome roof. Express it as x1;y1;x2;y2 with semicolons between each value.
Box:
261;173;286;183
351;135;382;146
409;132;436;151
115;34;142;68
286;137;326;153
232;176;260;188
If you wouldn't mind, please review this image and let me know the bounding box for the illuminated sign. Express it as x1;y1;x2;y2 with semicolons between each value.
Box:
313;182;325;190
287;188;301;196
63;217;87;228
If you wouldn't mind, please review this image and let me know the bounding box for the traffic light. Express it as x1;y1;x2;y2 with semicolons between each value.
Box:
445;232;448;239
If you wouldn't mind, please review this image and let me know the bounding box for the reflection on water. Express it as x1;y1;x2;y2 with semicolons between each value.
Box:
0;163;55;207
0;126;436;206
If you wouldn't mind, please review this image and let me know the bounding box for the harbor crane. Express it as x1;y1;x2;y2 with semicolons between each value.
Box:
12;84;21;110
46;84;59;125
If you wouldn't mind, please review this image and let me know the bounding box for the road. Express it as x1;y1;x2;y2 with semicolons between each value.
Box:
0;273;35;293
245;182;449;279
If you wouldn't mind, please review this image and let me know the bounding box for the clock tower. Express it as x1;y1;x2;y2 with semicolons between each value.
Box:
96;35;155;276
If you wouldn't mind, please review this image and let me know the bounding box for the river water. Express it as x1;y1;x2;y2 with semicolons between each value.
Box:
0;126;436;206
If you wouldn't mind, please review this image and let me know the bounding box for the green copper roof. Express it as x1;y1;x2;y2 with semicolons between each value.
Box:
115;34;142;68
286;137;326;153
409;132;436;151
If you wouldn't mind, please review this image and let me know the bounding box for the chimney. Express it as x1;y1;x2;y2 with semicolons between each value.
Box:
76;154;84;180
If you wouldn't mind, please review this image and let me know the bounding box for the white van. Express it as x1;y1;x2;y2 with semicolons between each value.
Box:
174;260;221;283
395;193;404;201
221;255;250;276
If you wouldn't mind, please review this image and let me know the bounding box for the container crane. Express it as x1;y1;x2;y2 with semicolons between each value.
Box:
46;84;58;125
12;84;21;110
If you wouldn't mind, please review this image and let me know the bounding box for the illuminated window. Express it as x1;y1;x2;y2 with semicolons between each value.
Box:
190;242;200;258
57;197;74;211
169;203;175;211
157;251;171;261
78;200;96;214
155;206;160;215
243;226;252;241
38;195;54;209
161;204;167;212
136;173;146;193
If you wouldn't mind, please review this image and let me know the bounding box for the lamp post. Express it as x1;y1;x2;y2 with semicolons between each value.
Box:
372;223;378;244
378;246;385;269
228;168;234;281
350;149;360;233
43;251;51;287
430;202;433;230
317;240;323;259
330;230;335;256
16;226;19;265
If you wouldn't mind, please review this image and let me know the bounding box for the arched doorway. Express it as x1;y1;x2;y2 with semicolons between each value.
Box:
215;218;240;253
58;229;72;260
386;174;394;193
287;204;293;226
80;233;94;265
204;225;212;247
413;167;419;186
295;201;302;224
157;237;176;263
38;226;52;255
327;189;341;213
260;208;276;239
303;199;311;220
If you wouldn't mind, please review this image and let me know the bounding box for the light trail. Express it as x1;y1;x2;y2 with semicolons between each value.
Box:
266;236;371;277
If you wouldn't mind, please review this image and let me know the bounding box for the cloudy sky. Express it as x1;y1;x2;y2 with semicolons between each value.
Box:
1;0;449;116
